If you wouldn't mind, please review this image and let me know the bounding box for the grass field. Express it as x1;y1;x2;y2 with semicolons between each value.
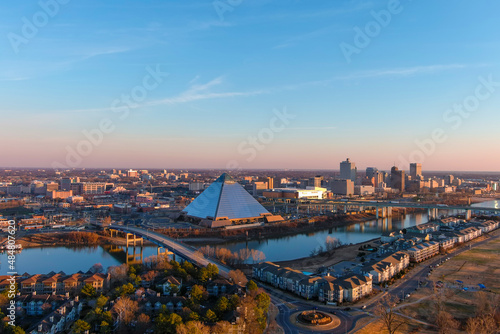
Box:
355;315;435;334
357;232;500;333
399;234;500;324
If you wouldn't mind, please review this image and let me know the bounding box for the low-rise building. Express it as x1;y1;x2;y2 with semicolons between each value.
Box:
407;241;439;263
207;278;235;297
298;276;323;300
27;297;82;334
142;295;186;314
19;272;110;295
278;268;305;294
408;222;440;234
362;252;409;284
471;220;500;233
337;274;373;302
381;231;403;243
438;217;462;227
318;275;343;304
253;262;372;304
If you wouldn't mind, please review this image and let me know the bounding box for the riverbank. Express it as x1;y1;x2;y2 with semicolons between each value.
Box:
179;208;419;246
10;208;417;253
470;196;500;203
13;231;156;249
273;237;381;273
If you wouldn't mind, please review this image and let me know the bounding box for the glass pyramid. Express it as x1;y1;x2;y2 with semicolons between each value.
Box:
182;173;269;220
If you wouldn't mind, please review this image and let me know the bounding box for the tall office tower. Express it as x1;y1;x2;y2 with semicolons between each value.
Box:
366;167;378;179
409;163;422;179
60;177;80;191
445;175;455;186
127;169;138;178
373;171;384;187
253;181;268;196
266;177;274;189
309;175;323;188
330;179;354;196
390;166;405;192
340;158;357;182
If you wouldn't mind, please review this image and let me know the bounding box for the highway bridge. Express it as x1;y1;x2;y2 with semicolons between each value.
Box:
108;224;232;278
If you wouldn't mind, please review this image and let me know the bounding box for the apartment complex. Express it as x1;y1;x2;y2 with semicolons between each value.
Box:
253;262;373;304
19;272;110;295
362;252;410;284
407;241;439;262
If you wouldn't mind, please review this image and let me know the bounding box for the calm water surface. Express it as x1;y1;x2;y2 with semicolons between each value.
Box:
0;245;160;275
2;200;497;272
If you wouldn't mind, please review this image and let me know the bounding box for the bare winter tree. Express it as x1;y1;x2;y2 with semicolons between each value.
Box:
465;317;482;334
89;263;104;274
251;250;265;263
436;310;459;334
465;292;500;334
375;295;407;334
135;313;151;334
228;269;248;286
112;296;139;327
211;321;232;333
177;321;210;334
325;236;342;252
107;264;128;284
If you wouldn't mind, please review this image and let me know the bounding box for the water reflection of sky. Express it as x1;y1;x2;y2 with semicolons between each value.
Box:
3;201;498;272
223;202;496;262
0;246;160;275
472;200;499;209
222;212;431;262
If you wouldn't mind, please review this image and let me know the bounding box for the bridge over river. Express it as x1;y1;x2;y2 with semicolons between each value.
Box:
109;224;232;278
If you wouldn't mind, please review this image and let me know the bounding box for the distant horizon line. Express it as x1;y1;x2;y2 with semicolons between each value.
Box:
0;166;499;174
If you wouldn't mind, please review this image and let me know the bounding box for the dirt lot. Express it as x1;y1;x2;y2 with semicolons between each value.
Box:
398;232;500;325
355;232;500;333
274;238;379;273
355;315;435;334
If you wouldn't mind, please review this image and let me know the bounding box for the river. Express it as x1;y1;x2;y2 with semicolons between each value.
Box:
221;211;431;262
472;199;499;209
1;200;497;273
0;245;160;275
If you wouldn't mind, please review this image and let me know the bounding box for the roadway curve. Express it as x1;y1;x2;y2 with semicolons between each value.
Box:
109;224;232;277
260;284;365;334
260;231;500;333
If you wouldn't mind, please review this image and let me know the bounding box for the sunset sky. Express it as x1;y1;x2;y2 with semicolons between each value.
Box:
1;0;499;171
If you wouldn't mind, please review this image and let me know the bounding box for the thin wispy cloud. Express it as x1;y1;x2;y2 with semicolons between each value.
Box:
0;76;30;82
50;63;471;114
58;76;266;113
80;47;132;61
286;126;337;130
272;25;348;49
0;47;133;82
340;64;469;80
242;1;374;25
147;76;265;106
265;63;475;93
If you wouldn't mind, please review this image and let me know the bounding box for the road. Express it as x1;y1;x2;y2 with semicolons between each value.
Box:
262;230;500;333
109;224;233;277
386;231;500;305
259;283;365;334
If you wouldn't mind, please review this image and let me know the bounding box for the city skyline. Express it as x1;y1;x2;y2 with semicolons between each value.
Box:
2;1;500;170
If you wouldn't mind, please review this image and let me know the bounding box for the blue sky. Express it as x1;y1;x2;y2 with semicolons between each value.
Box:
1;0;500;171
